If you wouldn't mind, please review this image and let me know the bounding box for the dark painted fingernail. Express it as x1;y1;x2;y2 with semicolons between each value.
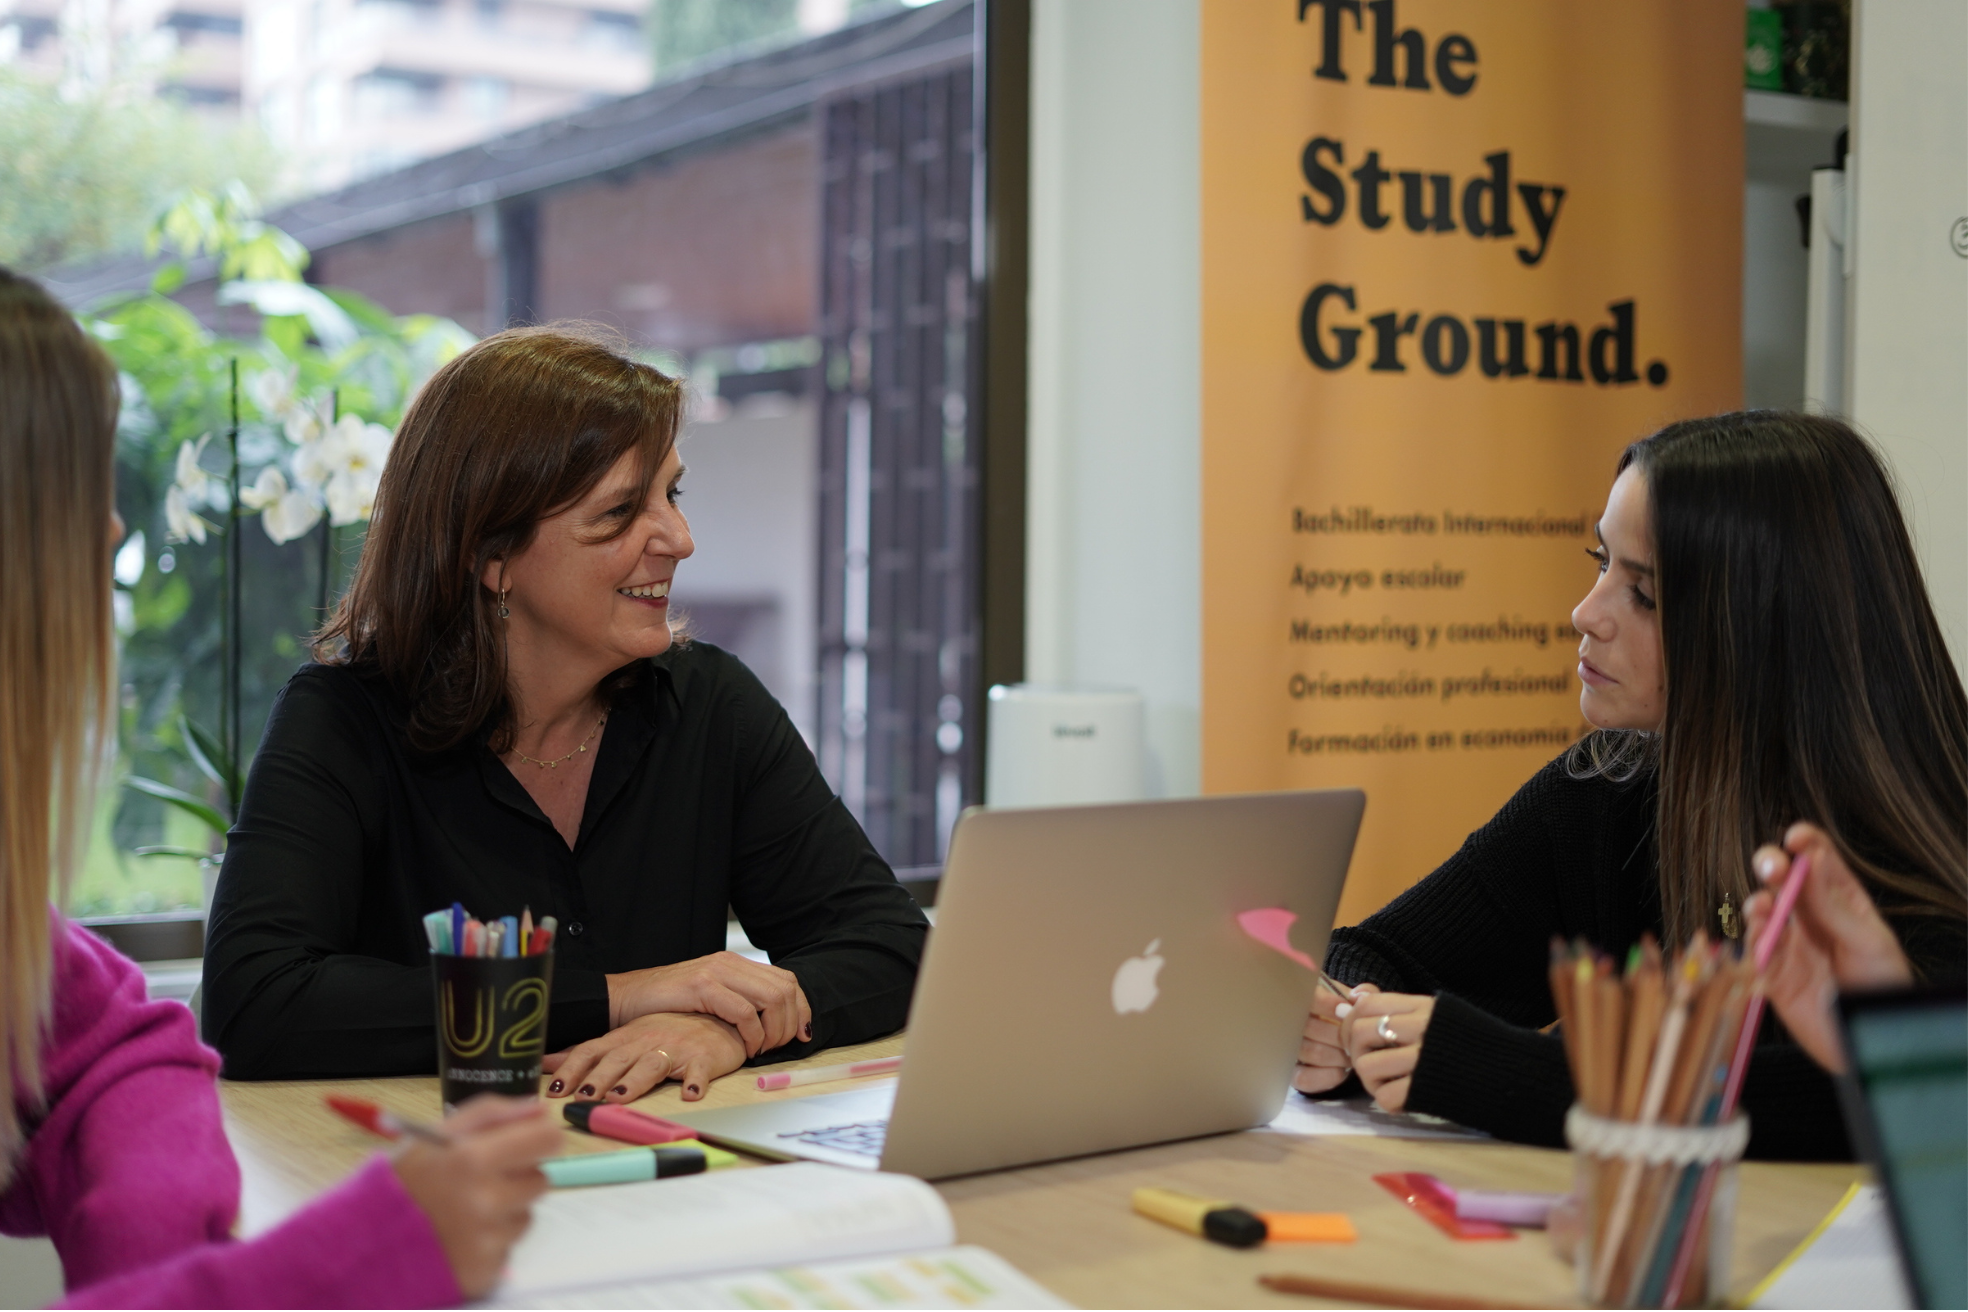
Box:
547;1080;564;1095
687;1084;700;1096
800;1024;811;1041
578;1085;595;1097
611;1085;628;1096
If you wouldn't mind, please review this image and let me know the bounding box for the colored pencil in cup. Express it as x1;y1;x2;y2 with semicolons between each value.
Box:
756;1055;902;1091
1659;852;1816;1305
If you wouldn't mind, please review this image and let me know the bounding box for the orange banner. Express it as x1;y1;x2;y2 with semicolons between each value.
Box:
1201;0;1741;925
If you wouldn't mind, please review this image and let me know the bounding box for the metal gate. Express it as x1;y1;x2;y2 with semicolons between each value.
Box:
814;63;980;869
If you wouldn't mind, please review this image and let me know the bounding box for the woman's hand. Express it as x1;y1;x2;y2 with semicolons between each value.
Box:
606;952;811;1056
1338;990;1436;1113
390;1095;562;1300
543;1011;748;1103
1292;982;1374;1095
1747;822;1913;1074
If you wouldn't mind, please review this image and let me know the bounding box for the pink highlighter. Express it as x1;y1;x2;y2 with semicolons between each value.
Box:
562;1102;698;1145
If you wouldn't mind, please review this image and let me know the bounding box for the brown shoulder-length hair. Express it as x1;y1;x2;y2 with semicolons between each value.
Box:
1577;411;1966;954
0;267;118;1177
318;325;682;754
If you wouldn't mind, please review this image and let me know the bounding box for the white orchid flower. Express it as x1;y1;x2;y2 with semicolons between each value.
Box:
323;415;392;526
282;393;333;450
164;435;223;543
174;434;216;498
247;364;299;420
240;465;323;544
291;425;336;494
164;483;208;544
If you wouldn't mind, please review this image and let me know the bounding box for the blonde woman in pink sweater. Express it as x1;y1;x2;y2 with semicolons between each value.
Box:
0;266;563;1307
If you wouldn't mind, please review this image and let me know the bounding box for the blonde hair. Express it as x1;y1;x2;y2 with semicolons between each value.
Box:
0;268;118;1174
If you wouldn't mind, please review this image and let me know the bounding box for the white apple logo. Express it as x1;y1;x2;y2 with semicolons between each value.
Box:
1111;939;1165;1015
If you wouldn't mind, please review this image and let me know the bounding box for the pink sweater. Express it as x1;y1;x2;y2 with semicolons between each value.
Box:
1;919;460;1308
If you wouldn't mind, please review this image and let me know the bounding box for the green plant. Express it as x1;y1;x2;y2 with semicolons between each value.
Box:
72;186;474;915
0;68;278;272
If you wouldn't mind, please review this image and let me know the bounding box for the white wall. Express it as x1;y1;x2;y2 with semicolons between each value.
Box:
1026;0;1202;797
1744;92;1846;409
1847;0;1968;678
673;400;819;742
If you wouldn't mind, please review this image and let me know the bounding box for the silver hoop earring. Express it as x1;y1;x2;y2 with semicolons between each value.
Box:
497;586;510;619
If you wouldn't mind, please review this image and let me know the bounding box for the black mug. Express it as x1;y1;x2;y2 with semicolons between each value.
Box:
431;951;554;1110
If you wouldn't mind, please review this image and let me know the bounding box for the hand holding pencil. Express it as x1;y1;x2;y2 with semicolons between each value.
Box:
1747;822;1913;1074
383;1096;563;1300
1292;978;1369;1095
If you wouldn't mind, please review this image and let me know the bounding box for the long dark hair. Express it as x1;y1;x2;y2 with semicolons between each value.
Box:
318;325;682;754
1591;411;1966;953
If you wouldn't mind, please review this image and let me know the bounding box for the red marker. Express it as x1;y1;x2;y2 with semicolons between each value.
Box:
326;1094;448;1145
561;1101;698;1145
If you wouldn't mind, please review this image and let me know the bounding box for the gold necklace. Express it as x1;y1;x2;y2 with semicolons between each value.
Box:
513;711;607;770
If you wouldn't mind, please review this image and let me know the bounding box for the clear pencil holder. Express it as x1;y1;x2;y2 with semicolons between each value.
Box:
1565;1106;1749;1310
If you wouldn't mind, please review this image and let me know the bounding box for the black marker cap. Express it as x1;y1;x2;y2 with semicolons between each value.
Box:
562;1102;595;1132
653;1146;708;1178
1202;1207;1268;1248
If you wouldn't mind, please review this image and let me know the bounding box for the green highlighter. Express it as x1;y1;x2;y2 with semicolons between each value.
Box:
542;1144;728;1188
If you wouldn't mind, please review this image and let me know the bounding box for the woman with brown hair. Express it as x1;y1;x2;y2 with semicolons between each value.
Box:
0;266;561;1305
1291;410;1966;1158
203;326;928;1105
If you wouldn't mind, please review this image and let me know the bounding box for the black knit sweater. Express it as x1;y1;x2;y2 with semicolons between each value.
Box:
1321;755;1965;1161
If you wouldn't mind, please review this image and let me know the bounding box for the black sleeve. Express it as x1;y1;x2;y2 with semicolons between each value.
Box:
201;673;433;1077
1411;994;1855;1160
1324;761;1577;1030
722;669;929;1059
1407;994;1574;1146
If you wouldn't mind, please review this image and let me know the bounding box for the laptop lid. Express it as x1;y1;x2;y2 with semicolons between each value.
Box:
878;789;1363;1179
1835;985;1967;1310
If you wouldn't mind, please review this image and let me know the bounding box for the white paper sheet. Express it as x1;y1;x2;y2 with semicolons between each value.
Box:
1750;1184;1913;1310
1262;1094;1489;1140
494;1162;955;1299
502;1245;1070;1310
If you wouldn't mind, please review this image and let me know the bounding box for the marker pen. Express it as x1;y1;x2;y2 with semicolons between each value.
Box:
1131;1186;1268;1248
541;1145;705;1188
562;1101;699;1145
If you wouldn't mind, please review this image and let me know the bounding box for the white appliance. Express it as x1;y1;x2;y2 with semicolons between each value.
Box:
983;684;1144;808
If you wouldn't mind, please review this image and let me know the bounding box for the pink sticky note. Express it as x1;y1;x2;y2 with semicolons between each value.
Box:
1237;907;1318;971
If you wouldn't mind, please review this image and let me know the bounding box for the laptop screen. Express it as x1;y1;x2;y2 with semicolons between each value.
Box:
1839;988;1967;1310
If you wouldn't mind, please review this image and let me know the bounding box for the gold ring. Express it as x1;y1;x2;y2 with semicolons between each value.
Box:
656;1049;672;1064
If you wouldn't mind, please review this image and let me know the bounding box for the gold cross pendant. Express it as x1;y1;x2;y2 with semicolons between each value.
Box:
1718;897;1741;940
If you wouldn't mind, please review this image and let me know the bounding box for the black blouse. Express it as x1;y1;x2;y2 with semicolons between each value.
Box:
1323;755;1966;1160
202;643;929;1079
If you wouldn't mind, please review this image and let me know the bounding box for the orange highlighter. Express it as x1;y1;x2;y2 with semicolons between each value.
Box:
1260;1212;1357;1243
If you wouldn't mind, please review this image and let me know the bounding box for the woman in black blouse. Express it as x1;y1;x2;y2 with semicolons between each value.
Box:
203;328;928;1104
1293;411;1965;1159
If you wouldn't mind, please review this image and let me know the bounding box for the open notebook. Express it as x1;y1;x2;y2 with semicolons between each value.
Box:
487;1162;1066;1309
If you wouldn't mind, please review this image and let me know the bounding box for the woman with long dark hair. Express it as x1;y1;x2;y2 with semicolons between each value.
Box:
203;326;927;1104
0;266;562;1305
1292;411;1966;1158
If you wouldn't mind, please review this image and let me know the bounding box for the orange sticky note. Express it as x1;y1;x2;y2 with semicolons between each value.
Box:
1258;1212;1357;1243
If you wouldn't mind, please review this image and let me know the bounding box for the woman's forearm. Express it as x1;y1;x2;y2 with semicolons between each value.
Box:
202;948;438;1079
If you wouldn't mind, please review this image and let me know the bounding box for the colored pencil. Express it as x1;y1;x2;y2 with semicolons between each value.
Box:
755;1055;902;1091
1258;1273;1559;1310
1549;931;1765;1309
1658;853;1816;1305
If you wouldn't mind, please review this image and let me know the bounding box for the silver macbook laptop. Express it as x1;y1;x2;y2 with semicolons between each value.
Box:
670;789;1364;1180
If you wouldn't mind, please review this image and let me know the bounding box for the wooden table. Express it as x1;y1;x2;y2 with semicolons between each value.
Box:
220;1036;1861;1308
